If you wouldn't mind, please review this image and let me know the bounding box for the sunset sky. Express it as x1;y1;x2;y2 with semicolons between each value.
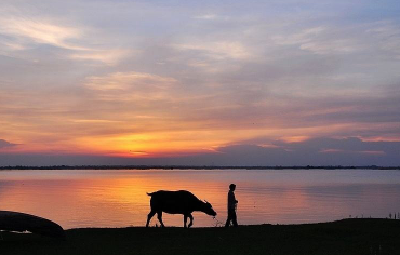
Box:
1;0;400;166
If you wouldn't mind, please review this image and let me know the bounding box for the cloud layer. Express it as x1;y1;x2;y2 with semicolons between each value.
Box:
0;139;16;148
1;0;399;165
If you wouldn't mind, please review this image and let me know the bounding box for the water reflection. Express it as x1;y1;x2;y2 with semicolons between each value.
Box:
0;170;400;229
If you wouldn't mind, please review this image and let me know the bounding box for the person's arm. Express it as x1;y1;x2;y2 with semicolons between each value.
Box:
233;192;238;204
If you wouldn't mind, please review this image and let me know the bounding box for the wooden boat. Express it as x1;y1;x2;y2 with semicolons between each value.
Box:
0;211;65;238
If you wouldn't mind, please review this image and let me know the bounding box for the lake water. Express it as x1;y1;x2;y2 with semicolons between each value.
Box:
1;170;400;229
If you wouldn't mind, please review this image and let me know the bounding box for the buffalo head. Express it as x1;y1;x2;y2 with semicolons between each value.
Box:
202;201;217;216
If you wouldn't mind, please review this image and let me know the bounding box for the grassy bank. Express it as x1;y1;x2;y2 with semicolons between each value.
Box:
1;218;399;255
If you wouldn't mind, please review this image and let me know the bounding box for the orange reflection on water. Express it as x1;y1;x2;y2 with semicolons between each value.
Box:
0;171;227;228
1;170;400;229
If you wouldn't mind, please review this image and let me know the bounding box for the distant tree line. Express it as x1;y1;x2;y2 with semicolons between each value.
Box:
0;165;399;170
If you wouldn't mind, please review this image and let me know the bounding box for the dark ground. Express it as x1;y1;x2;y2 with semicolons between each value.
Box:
1;218;399;255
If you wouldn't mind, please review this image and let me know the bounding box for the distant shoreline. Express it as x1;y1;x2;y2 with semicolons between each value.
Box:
1;165;399;170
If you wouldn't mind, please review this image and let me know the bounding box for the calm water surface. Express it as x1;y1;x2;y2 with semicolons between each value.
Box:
1;170;400;229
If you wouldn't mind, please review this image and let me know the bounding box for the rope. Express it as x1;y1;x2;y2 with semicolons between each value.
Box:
213;216;225;227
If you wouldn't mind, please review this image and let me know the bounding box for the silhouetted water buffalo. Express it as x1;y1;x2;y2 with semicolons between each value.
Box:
146;190;217;228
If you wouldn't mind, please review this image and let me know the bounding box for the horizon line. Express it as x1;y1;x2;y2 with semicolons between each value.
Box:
1;165;399;170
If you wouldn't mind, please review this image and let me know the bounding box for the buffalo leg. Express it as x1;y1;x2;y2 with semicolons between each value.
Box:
188;214;193;228
146;210;156;227
157;211;165;227
184;214;188;228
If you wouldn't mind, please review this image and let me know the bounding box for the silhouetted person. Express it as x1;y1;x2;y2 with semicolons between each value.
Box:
225;184;238;227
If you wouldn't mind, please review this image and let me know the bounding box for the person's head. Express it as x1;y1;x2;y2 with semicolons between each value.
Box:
229;184;236;191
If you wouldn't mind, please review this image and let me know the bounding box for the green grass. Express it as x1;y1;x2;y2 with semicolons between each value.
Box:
1;218;399;255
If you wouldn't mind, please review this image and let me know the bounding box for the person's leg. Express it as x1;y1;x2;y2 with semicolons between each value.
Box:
225;210;232;227
232;210;238;227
